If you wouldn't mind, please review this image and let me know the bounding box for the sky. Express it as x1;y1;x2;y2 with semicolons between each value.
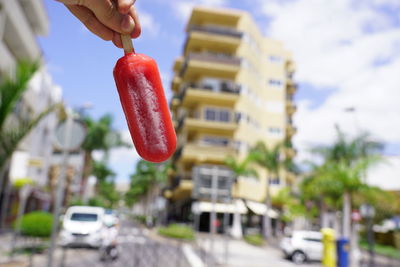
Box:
38;0;400;183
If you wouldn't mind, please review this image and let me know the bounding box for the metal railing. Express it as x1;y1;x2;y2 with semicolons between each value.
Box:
188;52;242;66
188;25;243;39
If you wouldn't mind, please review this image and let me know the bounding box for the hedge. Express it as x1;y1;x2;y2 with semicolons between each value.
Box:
17;211;53;238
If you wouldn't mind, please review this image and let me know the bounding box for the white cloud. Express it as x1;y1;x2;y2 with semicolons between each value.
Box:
256;0;400;162
138;11;161;37
173;0;228;21
367;156;400;190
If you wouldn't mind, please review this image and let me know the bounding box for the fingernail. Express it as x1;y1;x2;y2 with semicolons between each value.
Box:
121;15;134;33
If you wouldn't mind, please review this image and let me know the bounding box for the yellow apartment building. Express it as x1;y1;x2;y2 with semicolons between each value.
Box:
166;7;297;234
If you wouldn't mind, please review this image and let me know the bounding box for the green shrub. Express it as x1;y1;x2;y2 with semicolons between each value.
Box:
17;211;53;238
13;178;34;189
158;224;195;240
244;234;264;246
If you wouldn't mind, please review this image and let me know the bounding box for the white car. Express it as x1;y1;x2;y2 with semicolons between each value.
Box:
280;231;323;264
60;206;105;248
103;209;119;227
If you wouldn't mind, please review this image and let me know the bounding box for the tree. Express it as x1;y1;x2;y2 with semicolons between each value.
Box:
80;114;129;198
0;62;58;228
311;127;382;238
125;160;170;220
91;160;119;208
272;187;305;223
224;155;258;181
250;141;283;240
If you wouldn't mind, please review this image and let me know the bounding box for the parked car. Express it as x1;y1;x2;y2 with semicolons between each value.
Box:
60;206;105;248
103;209;119;227
280;230;323;264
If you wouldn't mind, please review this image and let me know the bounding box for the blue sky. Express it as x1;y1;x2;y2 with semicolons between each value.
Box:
39;0;400;182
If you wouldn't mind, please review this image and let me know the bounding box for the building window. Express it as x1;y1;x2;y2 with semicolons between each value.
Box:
219;110;230;122
268;79;283;87
269;177;280;185
205;109;216;121
267;127;283;138
204;108;231;122
202;136;229;147
268;55;283;64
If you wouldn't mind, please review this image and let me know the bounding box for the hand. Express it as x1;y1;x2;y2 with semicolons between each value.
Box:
57;0;141;48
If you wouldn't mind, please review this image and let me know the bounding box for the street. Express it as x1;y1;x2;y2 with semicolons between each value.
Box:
30;220;190;267
20;220;323;267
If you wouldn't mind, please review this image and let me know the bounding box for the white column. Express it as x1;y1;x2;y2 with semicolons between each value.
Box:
231;211;242;238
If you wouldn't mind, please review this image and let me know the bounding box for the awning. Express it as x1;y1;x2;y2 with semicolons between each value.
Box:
192;199;247;214
246;200;279;218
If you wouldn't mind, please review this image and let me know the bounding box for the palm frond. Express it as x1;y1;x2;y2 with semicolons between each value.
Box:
0;105;56;169
0;61;39;128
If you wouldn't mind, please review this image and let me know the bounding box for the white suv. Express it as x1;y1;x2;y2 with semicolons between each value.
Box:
280;231;323;264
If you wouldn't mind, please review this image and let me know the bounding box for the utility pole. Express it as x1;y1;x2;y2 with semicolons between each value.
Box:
209;166;218;266
47;113;73;267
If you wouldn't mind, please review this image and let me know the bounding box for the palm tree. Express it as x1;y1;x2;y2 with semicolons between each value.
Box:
0;61;58;228
224;155;258;181
311;126;383;238
250;141;283;240
126;159;170;222
80;114;129;197
91;160;120;208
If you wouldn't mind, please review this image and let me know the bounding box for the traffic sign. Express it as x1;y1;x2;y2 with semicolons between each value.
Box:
54;119;86;151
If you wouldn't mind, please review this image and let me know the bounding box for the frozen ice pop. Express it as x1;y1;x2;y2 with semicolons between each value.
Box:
113;35;176;162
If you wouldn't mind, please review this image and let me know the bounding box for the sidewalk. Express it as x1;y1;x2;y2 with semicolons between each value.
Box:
196;234;321;267
0;233;28;267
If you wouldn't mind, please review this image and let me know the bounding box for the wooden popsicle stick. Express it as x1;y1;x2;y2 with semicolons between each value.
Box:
121;34;135;54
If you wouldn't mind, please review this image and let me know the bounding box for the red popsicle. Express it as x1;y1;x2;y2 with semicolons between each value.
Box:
113;35;176;162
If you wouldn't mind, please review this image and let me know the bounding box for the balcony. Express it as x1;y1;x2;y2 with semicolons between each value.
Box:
285;147;297;159
286;59;296;73
185;25;242;55
286;124;297;137
171;76;182;92
180;82;240;107
171;175;193;200
286;101;297;115
184;116;238;135
189;25;242;38
180;142;236;163
286;80;297;95
170;96;181;110
175;116;186;132
180;53;241;80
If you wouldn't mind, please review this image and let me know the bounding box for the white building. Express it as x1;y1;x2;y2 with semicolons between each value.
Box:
8;69;62;187
0;0;63;188
0;0;48;74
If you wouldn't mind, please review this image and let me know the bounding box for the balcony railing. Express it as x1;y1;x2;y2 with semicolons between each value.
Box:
179;53;241;77
171;174;192;189
178;81;241;100
189;52;242;65
175;115;186;132
188;25;243;39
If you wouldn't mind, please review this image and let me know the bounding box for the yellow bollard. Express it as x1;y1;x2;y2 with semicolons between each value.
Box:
321;228;337;267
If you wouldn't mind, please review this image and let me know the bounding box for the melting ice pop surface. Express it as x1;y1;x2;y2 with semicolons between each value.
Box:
114;53;176;162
